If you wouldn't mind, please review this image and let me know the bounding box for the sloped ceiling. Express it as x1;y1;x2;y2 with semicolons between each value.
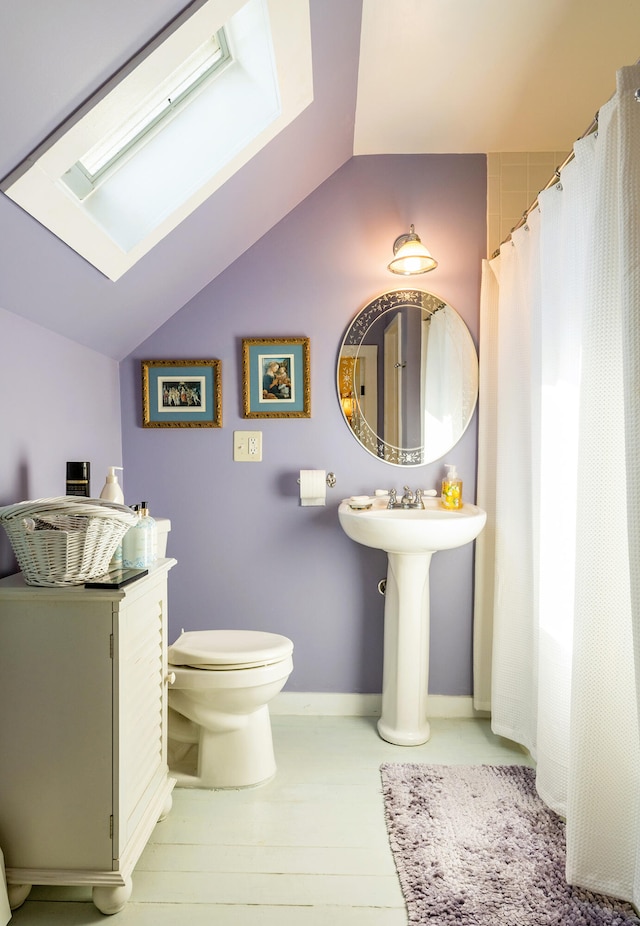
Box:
0;0;638;360
355;0;639;155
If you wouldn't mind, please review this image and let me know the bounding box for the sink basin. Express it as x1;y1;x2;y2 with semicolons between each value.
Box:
338;497;487;554
338;495;487;747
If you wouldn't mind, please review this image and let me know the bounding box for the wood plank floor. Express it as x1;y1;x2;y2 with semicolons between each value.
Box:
9;715;533;925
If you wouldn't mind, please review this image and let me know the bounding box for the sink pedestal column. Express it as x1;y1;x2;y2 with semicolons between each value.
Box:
377;551;433;746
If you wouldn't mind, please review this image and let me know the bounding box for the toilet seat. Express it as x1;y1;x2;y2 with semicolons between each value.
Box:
168;629;293;671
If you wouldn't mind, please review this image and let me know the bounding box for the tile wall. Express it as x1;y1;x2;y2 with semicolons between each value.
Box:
487;151;570;257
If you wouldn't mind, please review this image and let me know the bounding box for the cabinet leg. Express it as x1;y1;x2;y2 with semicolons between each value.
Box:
159;791;173;821
92;877;132;915
8;883;32;909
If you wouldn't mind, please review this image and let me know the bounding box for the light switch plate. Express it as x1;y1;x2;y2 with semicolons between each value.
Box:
234;430;262;462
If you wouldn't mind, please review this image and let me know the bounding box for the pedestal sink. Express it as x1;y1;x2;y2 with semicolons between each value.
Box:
338;497;486;746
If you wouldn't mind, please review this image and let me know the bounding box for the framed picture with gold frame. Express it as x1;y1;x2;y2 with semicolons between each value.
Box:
242;337;310;418
142;359;222;428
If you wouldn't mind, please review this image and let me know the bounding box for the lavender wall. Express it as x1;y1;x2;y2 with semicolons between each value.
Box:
120;153;487;695
0;308;122;577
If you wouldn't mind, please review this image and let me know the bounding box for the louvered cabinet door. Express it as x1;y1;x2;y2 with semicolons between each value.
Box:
111;565;175;873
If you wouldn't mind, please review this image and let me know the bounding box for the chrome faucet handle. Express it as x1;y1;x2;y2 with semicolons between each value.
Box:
414;489;425;509
387;488;398;509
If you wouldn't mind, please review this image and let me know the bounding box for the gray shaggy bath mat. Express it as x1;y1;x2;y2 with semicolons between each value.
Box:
380;763;640;925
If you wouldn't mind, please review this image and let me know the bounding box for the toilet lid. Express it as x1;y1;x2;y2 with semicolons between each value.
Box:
168;629;293;669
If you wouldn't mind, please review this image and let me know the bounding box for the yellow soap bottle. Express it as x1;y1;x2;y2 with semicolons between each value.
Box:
441;463;463;510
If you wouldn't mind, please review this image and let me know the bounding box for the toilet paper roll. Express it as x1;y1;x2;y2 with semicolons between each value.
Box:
299;469;326;507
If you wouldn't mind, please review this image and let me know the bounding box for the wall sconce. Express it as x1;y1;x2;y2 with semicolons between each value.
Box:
388;224;437;275
339;356;356;421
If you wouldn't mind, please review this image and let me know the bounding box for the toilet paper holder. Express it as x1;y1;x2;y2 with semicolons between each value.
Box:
297;472;336;487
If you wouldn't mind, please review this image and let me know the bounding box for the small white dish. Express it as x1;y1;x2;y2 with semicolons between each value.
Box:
349;495;372;510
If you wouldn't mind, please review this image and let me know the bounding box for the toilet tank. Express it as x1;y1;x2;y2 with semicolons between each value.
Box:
155;518;171;558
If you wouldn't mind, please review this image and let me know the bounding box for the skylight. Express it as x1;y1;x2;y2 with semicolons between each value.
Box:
63;31;232;199
1;0;313;281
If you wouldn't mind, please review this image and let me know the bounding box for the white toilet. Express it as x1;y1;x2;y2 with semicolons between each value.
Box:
167;629;293;789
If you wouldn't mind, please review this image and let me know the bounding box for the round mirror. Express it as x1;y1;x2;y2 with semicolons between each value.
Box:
337;289;478;466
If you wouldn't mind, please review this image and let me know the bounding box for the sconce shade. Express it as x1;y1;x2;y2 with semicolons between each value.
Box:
388;225;437;275
341;396;355;420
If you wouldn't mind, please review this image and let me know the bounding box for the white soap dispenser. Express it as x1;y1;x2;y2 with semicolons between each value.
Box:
100;467;125;568
99;466;124;504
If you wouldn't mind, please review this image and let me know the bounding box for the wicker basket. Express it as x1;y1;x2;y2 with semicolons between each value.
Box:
0;496;138;587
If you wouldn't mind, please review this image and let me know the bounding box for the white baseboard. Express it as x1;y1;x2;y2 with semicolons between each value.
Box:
271;692;488;718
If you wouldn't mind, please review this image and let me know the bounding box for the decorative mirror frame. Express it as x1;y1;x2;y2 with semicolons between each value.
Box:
337;289;478;466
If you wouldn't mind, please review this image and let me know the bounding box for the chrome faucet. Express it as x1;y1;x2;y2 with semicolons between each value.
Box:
400;486;414;507
387;487;425;510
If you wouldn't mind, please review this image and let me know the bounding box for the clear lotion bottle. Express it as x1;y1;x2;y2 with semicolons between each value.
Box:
122;503;157;569
141;502;158;565
441;464;463;510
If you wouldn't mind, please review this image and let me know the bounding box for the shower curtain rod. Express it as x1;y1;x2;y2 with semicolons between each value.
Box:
495;56;640;256
492;112;599;258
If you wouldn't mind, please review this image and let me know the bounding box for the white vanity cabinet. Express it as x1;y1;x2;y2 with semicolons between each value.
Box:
0;559;177;914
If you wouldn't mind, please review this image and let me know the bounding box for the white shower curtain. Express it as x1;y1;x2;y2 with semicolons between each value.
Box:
475;62;640;904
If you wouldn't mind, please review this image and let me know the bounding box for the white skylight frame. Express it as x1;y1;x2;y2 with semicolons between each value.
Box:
1;0;313;281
